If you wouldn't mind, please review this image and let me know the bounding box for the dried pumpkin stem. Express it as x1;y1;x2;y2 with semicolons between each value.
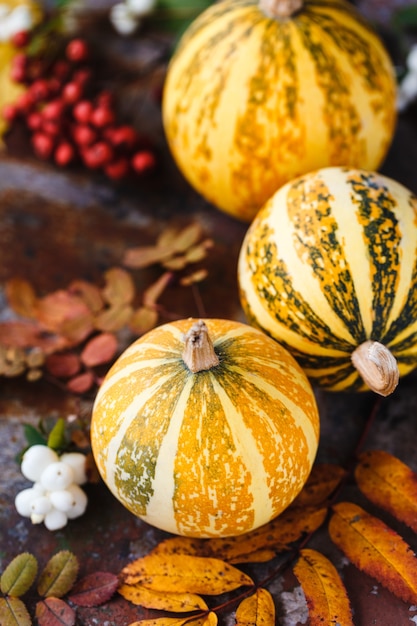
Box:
182;320;220;373
351;340;399;397
259;0;303;19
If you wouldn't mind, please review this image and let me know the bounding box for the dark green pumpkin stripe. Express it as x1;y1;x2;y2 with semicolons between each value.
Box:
287;175;366;342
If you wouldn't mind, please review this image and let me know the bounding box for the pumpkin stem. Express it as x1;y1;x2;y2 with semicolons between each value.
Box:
351;340;399;397
182;320;220;373
259;0;303;19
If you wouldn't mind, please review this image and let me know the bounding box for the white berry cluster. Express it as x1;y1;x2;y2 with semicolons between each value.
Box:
15;445;88;531
0;3;35;42
397;44;417;112
110;0;157;36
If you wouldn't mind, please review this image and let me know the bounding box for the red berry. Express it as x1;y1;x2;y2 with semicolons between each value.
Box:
109;125;138;149
131;150;156;174
10;63;27;83
12;52;27;68
52;59;71;80
105;157;130;180
48;77;62;95
42;119;61;137
15;91;35;113
72;123;97;146
62;81;83;104
11;30;30;48
2;103;19;122
72;68;92;86
32;132;54;159
29;79;50;102
90;106;115;128
95;90;114;108
55;142;75;166
82;141;113;169
65;38;89;63
72;100;93;124
42;99;64;120
27;111;43;131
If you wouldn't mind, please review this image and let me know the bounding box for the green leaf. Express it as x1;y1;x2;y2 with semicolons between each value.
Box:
37;551;79;598
1;553;38;597
24;424;47;447
46;418;67;451
392;4;417;29
0;596;32;626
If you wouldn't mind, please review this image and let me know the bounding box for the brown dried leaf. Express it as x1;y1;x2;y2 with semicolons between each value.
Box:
36;291;91;334
123;245;173;269
170;223;204;253
156;226;181;250
120;553;253;595
35;597;76;626
45;353;81;378
0;596;31;626
143;272;173;307
292;463;347;507
329;501;417;604
80;333;118;368
5;278;38;318
162;256;188;271
68;572;119;607
118;582;208;612
184;240;213;264
355;450;417;532
102;267;135;306
94;304;133;332
66;371;95;394
180;269;208;286
129;307;158;335
129;614;218;626
235;588;275;626
293;549;353;626
68;280;104;314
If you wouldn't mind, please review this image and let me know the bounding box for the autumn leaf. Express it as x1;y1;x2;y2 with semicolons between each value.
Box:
1;552;38;597
0;320;67;353
292;463;347;507
169;223;204;254
36;290;92;336
120;553;253;595
129;614;218;626
80;332;118;367
293;549;353;626
129;306;158;334
5;278;38;318
37;551;79;598
355;449;417;532
66;370;95;394
94;303;134;332
118;582;209;612
0;596;31;626
180;269;208;286
68;572;119;607
68;279;104;314
123;245;173;269
35;597;76;626
235;588;275;626
329;501;417;604
102;267;135;307
45;352;81;378
143;272;173;308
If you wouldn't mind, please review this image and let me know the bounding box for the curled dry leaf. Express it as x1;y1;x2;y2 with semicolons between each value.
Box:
0;552;38;597
102;267;135;307
80;332;118;368
118;582;208;612
235;588;275;626
355;450;417;533
37;551;79;599
329;502;417;604
120;553;253;595
68;572;119;607
0;596;31;626
35;597;76;626
293;549;353;626
5;278;37;318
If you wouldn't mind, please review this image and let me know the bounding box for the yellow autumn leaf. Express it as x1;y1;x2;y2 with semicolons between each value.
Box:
118;582;208;612
235;588;275;626
292;463;347;507
329;501;417;604
129;613;218;626
120;553;253;595
355;450;417;532
293;549;353;626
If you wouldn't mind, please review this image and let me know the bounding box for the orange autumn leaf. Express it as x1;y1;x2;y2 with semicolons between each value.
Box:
118;582;208;612
35;290;92;334
69;279;104;314
355;450;417;533
94;304;134;332
128;613;218;626
235;588;275;626
120;553;253;595
292;463;347;507
293;548;353;626
5;278;38;318
329;501;417;604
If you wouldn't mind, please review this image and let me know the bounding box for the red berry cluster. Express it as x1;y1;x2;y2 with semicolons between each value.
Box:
3;36;156;180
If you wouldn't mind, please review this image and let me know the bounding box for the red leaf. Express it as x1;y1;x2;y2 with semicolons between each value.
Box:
67;371;95;394
0;320;68;353
45;353;81;378
68;572;119;607
80;333;118;367
35;598;76;626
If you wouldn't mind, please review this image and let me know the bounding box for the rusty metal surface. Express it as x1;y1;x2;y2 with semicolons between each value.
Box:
1;4;417;625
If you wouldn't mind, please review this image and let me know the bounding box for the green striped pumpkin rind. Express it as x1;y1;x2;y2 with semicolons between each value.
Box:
91;319;319;538
238;167;417;391
162;0;397;221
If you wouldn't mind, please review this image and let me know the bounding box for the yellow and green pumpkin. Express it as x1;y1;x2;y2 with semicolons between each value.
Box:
162;0;397;222
238;167;417;395
91;318;319;538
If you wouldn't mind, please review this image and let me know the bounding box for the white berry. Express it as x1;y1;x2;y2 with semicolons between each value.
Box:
40;462;74;491
15;488;40;517
44;509;68;531
126;0;156;17
30;495;52;516
110;2;139;35
65;484;88;519
49;489;75;512
60;452;87;485
21;445;59;482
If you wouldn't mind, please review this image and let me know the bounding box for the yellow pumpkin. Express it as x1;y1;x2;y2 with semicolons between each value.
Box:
162;0;397;222
238;167;417;395
90;318;319;538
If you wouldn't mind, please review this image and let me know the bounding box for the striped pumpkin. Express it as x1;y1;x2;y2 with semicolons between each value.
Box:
90;318;319;538
238;167;417;395
162;0;397;222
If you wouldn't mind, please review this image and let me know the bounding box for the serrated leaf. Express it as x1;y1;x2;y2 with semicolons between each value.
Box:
102;267;135;306
120;553;253;595
37;551;79;598
80;332;118;367
129;613;217;626
35;597;75;626
355;450;417;532
292;463;347;507
5;278;38;318
68;572;119;607
47;418;67;451
293;549;353;626
329;501;417;604
118;582;208;612
143;272;173;307
0;596;31;626
1;553;38;597
235;588;275;626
